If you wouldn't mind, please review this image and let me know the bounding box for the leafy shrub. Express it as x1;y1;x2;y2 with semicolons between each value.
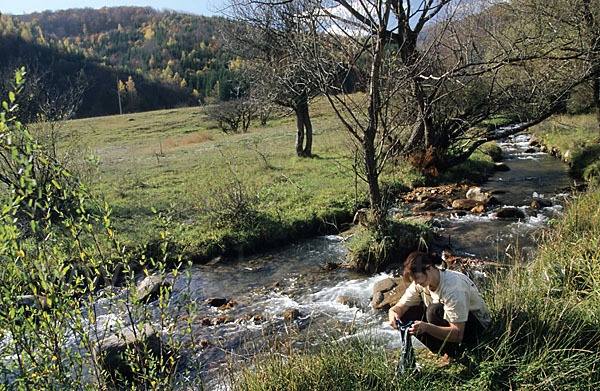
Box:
201;177;262;231
0;69;202;390
0;67;94;229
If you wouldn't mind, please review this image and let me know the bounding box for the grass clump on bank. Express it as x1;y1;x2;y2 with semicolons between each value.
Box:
346;218;433;273
232;185;600;390
232;337;455;391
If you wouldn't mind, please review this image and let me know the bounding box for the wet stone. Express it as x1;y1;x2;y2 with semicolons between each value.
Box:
324;261;339;271
531;199;552;209
206;297;227;307
212;316;230;325
412;201;444;211
466;187;488;202
136;275;170;303
494;162;510;171
452;199;482;210
470;204;486;214
494;207;526;219
200;317;212;326
372;278;409;311
485;196;501;205
373;278;397;294
96;323;171;384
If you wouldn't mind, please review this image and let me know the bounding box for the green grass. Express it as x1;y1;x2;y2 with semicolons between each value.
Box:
532;114;600;181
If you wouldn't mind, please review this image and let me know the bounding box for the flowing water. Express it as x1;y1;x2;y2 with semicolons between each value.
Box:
171;132;574;387
438;133;573;260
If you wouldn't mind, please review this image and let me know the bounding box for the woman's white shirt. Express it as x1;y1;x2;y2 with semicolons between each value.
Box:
398;269;491;328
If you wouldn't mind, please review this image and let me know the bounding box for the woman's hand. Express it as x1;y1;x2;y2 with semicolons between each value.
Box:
388;308;400;328
409;320;429;335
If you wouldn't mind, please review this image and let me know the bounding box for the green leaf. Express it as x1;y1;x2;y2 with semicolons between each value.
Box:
8;91;15;103
2;101;7;111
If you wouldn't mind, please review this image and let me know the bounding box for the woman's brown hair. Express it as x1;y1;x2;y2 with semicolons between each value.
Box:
403;251;445;282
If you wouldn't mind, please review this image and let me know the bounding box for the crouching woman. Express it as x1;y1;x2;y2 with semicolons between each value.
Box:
388;251;491;357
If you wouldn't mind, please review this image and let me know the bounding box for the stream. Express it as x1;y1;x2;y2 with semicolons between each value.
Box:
170;131;574;388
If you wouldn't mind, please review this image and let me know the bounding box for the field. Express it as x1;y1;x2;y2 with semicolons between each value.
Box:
61;99;426;261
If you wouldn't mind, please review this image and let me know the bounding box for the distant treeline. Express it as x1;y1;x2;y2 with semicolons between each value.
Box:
0;7;240;118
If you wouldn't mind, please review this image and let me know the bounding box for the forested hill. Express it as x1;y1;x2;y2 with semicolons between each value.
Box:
0;7;237;118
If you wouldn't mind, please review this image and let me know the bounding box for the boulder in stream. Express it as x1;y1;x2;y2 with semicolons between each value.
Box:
136;275;170;303
372;277;409;311
470;204;486;214
452;199;483;210
494;162;510;171
466;187;488;202
531;199;553;209
412;201;444;211
205;297;228;307
96;323;173;384
494;207;526;219
528;135;540;147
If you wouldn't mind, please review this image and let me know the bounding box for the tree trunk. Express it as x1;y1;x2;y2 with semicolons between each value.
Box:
363;134;381;218
302;103;313;157
295;105;305;157
594;75;600;130
364;31;385;223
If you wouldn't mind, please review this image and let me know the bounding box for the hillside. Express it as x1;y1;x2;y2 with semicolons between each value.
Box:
0;7;238;117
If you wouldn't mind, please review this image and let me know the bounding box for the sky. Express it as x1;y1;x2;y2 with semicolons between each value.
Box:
1;0;228;16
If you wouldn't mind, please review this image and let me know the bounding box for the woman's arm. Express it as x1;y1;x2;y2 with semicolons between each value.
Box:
410;321;465;343
388;303;409;328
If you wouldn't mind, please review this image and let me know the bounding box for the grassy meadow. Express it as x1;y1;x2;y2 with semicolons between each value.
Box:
62;98;491;263
63;100;374;261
